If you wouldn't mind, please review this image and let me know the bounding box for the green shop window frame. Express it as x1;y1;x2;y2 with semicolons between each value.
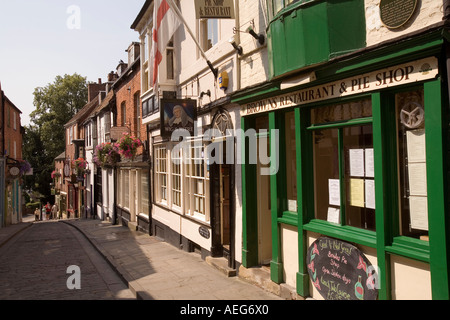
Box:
295;80;449;299
241;77;449;300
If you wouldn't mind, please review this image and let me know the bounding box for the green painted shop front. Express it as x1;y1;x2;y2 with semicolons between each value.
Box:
234;28;450;299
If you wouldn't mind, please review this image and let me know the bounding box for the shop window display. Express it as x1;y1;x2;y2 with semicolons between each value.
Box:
311;99;375;230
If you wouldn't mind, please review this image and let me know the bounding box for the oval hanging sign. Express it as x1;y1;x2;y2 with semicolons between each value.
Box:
307;237;379;300
379;0;418;29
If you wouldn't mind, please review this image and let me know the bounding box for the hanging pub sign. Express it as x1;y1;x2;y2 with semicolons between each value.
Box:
379;0;418;29
160;99;197;139
195;0;235;19
307;237;379;300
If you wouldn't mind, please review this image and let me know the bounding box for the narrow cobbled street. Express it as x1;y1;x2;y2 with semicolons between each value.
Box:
0;221;135;300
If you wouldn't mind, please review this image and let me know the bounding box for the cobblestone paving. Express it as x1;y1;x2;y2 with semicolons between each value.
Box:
0;221;135;300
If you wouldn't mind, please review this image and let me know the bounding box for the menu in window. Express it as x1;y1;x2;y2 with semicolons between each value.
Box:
409;196;428;231
349;178;365;208
327;207;340;224
406;129;428;230
365;180;375;209
349;149;365;177
406;130;426;162
408;162;427;196
328;179;340;206
365;148;374;178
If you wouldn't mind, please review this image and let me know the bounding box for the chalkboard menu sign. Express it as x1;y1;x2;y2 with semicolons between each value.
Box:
307;237;378;300
379;0;418;29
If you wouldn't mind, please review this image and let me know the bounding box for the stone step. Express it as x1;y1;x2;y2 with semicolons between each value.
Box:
205;256;237;277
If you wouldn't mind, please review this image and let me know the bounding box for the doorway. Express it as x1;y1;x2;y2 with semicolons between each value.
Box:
220;164;231;255
210;161;235;268
257;135;272;265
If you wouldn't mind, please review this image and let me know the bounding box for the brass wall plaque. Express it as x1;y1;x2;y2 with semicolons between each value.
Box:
379;0;418;29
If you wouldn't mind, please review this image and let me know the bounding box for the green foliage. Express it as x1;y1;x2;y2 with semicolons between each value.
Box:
23;74;88;198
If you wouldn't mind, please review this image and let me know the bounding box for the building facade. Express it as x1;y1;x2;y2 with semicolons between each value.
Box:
234;0;450;300
131;0;261;268
0;86;24;226
112;42;151;231
63;80;103;219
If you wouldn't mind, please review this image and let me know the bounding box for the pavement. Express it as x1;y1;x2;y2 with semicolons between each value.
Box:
0;215;284;301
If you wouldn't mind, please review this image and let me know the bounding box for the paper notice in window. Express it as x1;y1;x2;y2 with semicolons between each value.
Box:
349;178;365;207
349;149;365;177
328;179;340;206
327;207;340;224
288;199;297;212
365;179;375;209
406;129;426;162
365;148;374;178
409;196;428;231
408;162;427;196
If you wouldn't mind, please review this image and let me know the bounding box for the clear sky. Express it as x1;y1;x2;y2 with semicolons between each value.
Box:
0;0;145;126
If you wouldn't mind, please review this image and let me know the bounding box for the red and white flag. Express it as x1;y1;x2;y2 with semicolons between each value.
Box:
150;0;181;88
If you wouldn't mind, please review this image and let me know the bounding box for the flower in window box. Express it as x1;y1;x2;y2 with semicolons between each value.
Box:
117;133;142;160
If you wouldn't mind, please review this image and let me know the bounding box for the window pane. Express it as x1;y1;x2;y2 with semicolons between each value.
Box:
313;128;339;221
172;149;181;207
311;99;372;124
343;125;375;230
285;111;297;210
207;19;218;49
124;170;129;208
141;170;149;215
273;0;283;15
396;89;428;239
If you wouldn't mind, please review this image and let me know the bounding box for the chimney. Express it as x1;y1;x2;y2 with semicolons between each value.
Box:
88;80;106;102
116;61;128;77
127;42;141;64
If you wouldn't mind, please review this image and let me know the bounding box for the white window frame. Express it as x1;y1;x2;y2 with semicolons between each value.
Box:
154;145;168;204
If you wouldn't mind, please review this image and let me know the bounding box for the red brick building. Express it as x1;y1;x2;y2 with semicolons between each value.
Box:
0;82;24;226
111;42;150;230
58;80;104;219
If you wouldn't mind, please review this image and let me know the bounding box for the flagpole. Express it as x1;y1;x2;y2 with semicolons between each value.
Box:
166;0;218;78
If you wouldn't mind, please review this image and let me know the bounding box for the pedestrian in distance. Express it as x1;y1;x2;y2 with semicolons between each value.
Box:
41;205;46;221
34;207;40;221
45;202;51;220
51;203;58;220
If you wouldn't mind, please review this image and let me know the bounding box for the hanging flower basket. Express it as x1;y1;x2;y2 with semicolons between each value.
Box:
94;142;121;168
18;160;31;176
117;133;142;160
72;157;87;175
51;170;61;179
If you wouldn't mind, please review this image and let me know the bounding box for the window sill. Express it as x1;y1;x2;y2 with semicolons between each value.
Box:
278;211;298;226
303;219;377;248
385;236;430;263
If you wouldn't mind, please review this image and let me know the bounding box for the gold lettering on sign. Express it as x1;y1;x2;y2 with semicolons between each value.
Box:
195;0;235;19
379;0;417;29
240;57;438;117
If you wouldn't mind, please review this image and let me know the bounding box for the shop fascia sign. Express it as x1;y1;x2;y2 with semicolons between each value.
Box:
241;57;438;116
195;0;235;19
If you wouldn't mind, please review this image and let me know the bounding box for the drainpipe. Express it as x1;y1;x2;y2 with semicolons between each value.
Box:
444;0;450;106
234;0;241;91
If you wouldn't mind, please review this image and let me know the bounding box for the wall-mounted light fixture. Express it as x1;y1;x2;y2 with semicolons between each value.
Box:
229;38;243;55
246;26;265;45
